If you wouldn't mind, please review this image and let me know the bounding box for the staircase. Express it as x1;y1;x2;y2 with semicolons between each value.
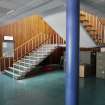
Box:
0;32;65;80
4;44;58;79
80;10;105;45
0;14;65;79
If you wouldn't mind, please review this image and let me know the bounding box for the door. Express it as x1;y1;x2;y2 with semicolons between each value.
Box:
3;36;14;57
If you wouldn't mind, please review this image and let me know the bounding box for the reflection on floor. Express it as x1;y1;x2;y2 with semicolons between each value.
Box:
79;77;105;105
0;71;105;105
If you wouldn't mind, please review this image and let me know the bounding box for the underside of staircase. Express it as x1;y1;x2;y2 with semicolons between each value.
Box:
4;44;60;80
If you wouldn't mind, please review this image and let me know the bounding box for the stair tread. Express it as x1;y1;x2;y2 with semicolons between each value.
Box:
18;61;36;65
84;24;92;27
80;14;86;17
22;58;38;61
26;56;44;58
5;70;21;77
80;19;88;22
13;64;29;69
37;49;54;52
31;52;47;55
42;46;56;47
43;44;58;46
87;28;96;31
9;67;26;73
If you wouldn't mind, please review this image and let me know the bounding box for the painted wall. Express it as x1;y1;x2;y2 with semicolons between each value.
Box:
44;12;66;40
80;24;96;47
44;12;96;47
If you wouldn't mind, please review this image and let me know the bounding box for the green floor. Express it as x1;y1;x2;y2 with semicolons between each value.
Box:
0;71;105;105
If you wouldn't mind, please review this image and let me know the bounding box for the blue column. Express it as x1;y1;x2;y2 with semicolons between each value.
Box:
66;0;80;105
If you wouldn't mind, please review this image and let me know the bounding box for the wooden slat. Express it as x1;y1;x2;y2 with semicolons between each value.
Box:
80;10;105;45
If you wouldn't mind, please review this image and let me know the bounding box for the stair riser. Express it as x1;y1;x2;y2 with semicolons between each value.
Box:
36;47;55;51
25;56;44;60
31;50;51;56
30;53;47;57
13;65;27;70
43;45;57;47
21;59;42;64
10;69;26;75
5;71;21;80
19;63;33;67
36;49;54;52
39;46;55;48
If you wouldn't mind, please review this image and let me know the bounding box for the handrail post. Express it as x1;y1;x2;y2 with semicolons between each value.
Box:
32;40;34;50
103;26;105;43
97;19;99;43
9;57;10;69
0;58;2;72
13;57;14;79
16;49;18;60
102;25;105;43
95;16;97;41
96;17;98;41
13;48;16;79
101;24;102;44
25;44;26;55
21;47;22;58
53;34;54;44
28;42;29;53
4;58;5;70
56;33;57;45
101;23;102;44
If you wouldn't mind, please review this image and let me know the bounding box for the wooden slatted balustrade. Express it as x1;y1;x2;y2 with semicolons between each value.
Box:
80;10;105;45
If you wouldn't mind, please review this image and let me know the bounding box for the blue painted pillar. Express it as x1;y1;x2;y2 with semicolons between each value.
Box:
66;0;80;105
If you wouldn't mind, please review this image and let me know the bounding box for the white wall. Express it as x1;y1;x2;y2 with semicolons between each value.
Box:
44;11;96;47
44;12;66;40
80;24;96;47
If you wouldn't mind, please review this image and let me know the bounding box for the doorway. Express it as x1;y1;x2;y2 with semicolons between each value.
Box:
2;36;14;57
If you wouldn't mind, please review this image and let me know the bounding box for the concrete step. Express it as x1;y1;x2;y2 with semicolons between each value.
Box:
43;44;58;47
25;56;45;60
39;47;56;50
13;64;29;70
34;50;51;54
36;46;55;50
31;52;49;56
17;61;35;67
30;52;48;56
5;70;21;79
37;46;56;51
20;58;41;64
9;67;26;74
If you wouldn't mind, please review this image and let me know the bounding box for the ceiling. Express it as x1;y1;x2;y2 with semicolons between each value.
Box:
0;0;105;25
80;0;105;18
0;0;65;25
